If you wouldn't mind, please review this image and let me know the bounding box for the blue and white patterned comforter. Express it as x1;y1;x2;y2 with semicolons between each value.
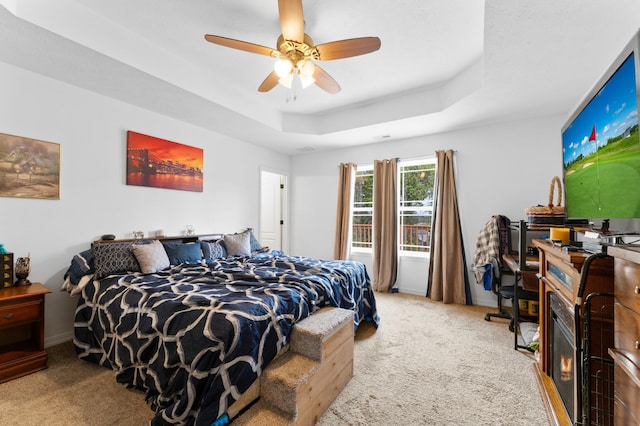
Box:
73;254;378;425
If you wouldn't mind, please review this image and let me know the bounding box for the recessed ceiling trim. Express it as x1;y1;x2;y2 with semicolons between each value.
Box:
3;0;284;130
281;57;483;135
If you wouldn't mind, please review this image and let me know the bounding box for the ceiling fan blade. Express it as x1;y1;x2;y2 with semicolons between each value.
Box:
258;71;280;92
313;65;341;94
315;37;381;61
278;0;304;43
204;34;276;56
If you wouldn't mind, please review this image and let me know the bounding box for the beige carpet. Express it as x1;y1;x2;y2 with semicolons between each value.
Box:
0;292;547;425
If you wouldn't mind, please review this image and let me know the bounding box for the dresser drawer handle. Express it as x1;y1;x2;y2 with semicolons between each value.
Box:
636;341;640;350
635;286;640;295
2;313;13;320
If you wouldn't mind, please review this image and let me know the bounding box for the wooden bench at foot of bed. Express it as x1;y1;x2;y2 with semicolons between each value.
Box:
232;307;355;425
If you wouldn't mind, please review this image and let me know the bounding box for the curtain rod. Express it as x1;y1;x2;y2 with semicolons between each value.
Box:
335;150;456;168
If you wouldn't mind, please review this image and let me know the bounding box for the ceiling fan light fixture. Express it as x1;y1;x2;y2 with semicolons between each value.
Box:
274;59;293;78
299;74;315;88
296;59;315;78
204;0;381;94
278;73;293;89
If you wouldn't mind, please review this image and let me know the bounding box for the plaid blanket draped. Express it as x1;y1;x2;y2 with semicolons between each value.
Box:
472;216;501;285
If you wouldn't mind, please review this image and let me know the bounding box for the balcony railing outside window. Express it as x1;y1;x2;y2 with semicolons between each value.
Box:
352;223;431;252
352;223;373;249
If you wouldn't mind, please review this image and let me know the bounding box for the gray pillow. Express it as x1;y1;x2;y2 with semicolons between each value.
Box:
132;240;170;274
224;232;251;256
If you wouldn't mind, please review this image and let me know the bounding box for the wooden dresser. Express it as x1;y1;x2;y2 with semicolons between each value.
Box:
0;283;52;383
607;246;640;425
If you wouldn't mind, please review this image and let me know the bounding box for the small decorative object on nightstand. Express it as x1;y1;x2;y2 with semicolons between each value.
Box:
1;251;13;288
185;225;195;236
14;255;31;286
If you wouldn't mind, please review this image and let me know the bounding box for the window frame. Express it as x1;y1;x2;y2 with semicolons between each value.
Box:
397;157;436;257
349;157;436;258
351;165;374;253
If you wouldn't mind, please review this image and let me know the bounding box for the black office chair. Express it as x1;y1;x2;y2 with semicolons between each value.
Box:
484;256;539;348
483;215;515;326
484;257;514;327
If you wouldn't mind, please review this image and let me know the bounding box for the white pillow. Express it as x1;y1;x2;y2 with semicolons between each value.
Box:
132;240;171;274
224;232;251;256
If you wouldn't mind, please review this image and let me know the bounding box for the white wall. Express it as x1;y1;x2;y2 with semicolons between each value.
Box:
0;62;290;346
0;57;572;343
290;115;566;306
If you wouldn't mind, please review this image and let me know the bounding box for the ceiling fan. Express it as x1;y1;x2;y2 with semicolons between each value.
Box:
204;0;381;94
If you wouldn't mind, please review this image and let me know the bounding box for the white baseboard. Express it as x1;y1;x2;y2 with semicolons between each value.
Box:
396;288;426;296
45;331;73;348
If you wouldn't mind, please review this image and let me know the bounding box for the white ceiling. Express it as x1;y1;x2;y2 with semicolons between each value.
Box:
1;0;639;155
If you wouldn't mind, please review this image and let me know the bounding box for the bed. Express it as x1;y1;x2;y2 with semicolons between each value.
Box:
63;230;379;425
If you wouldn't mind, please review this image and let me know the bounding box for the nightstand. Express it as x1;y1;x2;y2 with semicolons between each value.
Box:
0;283;52;383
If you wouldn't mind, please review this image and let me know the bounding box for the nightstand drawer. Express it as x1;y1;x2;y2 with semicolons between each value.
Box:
0;283;51;383
0;299;42;329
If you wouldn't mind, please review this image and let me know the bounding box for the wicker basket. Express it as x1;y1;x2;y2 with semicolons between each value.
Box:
525;176;566;227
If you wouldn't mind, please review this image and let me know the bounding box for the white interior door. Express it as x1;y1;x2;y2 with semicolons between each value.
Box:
260;170;285;251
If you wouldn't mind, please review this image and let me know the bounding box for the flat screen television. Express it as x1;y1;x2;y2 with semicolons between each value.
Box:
562;29;640;220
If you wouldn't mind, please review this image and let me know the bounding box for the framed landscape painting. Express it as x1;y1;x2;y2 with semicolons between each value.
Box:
0;132;60;200
126;131;203;192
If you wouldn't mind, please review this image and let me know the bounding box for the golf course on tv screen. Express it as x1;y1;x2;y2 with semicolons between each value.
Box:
562;52;640;219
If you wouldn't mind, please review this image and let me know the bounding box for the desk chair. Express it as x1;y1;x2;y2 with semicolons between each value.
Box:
483;257;513;326
484;256;538;338
483;215;515;326
484;219;540;351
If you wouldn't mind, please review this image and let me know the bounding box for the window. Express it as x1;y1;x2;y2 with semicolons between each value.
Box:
398;159;436;253
352;166;373;250
350;158;436;255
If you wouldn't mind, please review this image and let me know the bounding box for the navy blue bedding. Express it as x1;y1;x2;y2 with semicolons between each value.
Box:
73;253;378;425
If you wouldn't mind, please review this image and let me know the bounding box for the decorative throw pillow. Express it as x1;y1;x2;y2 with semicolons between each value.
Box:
132;240;170;274
64;249;95;285
162;242;202;265
248;229;263;253
224;232;251;257
200;240;227;261
93;241;143;278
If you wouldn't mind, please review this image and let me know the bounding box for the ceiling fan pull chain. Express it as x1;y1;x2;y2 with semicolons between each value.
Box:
286;86;298;103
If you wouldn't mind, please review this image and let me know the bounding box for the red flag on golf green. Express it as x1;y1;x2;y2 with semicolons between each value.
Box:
589;125;597;142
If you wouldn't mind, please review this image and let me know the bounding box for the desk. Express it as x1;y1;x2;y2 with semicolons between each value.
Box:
501;253;540;345
502;220;542;350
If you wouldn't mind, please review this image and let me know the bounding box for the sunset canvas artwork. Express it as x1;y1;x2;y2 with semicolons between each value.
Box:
126;131;203;192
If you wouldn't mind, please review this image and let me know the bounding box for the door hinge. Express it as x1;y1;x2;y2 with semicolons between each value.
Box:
280;220;284;225
280;184;284;189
